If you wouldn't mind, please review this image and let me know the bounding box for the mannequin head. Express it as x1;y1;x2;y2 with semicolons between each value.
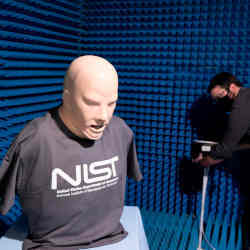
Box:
60;55;118;140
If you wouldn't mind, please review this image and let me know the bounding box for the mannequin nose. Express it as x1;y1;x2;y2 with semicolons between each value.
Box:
98;107;108;123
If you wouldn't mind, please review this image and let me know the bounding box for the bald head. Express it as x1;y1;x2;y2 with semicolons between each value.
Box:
60;55;119;140
64;55;118;92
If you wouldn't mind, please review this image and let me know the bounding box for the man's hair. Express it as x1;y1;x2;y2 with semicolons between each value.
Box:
207;72;242;93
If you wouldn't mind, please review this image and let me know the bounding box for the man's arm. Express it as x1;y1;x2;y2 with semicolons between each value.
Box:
210;89;250;159
193;153;224;167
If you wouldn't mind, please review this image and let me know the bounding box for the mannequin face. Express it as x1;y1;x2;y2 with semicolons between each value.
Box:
62;56;118;140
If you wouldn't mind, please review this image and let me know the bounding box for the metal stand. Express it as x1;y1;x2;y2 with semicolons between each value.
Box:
197;167;209;250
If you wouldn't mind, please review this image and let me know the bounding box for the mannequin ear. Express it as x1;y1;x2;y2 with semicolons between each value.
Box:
63;88;70;97
62;89;71;105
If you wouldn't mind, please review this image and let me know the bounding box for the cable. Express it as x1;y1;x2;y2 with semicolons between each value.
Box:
202;230;216;250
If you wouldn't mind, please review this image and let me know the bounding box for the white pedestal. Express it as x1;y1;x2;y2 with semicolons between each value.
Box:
0;206;149;250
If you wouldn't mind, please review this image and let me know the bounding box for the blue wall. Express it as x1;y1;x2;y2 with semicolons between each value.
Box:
82;0;249;222
0;0;85;228
0;0;249;231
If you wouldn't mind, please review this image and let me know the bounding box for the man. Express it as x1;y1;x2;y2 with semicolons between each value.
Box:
193;72;250;165
0;55;143;249
194;72;250;249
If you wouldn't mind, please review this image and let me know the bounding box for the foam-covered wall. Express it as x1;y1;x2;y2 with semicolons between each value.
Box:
0;0;249;233
82;0;249;222
0;0;85;229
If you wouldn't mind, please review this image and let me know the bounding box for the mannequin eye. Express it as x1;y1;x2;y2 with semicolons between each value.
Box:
108;101;116;107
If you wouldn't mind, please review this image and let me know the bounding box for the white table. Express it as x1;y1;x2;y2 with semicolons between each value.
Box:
0;206;149;250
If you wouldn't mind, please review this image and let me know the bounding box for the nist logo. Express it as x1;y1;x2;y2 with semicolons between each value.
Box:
51;156;119;190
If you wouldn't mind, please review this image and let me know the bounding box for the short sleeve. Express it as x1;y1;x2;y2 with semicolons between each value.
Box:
127;137;143;181
0;141;22;215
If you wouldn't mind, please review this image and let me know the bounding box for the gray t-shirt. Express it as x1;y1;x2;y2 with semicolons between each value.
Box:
0;108;142;250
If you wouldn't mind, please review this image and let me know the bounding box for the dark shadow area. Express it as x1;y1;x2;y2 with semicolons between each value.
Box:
4;214;28;241
227;148;250;248
228;148;250;196
178;94;229;194
0;219;9;238
178;156;203;194
0;213;28;241
188;93;229;141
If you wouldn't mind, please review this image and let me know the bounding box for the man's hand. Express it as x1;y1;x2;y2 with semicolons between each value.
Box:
192;153;203;163
199;155;224;167
192;153;224;167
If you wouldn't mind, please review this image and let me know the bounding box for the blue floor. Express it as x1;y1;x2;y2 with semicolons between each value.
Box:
0;209;242;250
141;210;242;250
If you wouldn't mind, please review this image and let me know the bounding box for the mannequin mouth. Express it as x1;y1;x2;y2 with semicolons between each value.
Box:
91;124;105;130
